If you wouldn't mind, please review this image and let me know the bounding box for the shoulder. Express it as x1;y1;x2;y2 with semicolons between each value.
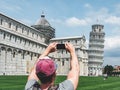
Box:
58;80;74;90
25;79;40;90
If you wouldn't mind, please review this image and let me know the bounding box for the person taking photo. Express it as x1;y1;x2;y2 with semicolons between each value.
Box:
25;42;80;90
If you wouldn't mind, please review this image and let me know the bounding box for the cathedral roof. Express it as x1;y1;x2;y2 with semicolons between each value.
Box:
36;13;51;27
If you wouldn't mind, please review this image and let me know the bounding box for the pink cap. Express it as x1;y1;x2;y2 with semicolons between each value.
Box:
36;58;56;76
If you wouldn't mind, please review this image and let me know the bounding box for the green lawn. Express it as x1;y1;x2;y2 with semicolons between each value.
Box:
0;76;120;90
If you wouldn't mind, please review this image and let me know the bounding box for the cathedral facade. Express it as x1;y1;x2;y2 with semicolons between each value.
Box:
0;13;53;75
0;13;104;76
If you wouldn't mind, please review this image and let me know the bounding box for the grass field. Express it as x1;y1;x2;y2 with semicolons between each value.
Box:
0;76;120;90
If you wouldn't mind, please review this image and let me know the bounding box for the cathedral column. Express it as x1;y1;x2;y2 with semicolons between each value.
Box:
32;53;38;62
56;58;61;75
21;50;26;75
11;49;17;75
25;51;31;74
29;53;36;72
64;58;69;75
11;49;16;74
6;48;12;75
17;50;23;75
80;58;83;76
0;47;2;75
0;47;6;75
85;62;88;76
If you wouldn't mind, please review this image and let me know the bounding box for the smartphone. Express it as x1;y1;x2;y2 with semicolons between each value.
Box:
56;44;65;49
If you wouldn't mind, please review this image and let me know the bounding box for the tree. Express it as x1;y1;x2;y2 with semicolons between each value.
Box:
103;65;114;76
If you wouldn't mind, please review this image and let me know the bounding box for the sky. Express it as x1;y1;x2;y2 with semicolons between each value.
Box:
0;0;120;66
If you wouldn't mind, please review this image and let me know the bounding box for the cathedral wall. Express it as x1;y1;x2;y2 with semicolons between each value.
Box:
0;14;47;44
0;14;47;75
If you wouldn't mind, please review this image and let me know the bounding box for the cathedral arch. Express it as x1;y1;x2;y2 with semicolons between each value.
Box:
1;46;6;51
7;48;12;52
12;49;17;58
18;50;22;54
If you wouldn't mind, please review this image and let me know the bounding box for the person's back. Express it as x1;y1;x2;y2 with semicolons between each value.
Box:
25;42;80;90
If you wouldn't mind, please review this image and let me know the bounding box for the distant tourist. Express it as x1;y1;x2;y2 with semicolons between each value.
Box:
25;42;80;90
103;74;108;80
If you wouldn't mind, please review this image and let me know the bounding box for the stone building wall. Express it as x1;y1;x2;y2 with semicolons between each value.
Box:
0;13;47;75
50;36;88;76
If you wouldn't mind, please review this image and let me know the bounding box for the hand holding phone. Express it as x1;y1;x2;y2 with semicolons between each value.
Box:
56;44;65;49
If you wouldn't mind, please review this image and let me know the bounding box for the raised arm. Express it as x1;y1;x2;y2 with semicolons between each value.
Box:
27;42;57;81
65;42;80;90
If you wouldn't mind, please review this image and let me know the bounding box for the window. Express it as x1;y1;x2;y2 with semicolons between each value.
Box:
62;60;64;66
93;35;95;38
62;50;63;54
83;50;85;54
13;52;15;58
27;30;29;35
3;33;6;39
23;54;24;59
15;37;17;42
36;44;37;48
37;34;38;39
75;40;77;44
99;35;101;39
32;43;34;47
97;26;98;29
20;39;22;43
24;40;26;45
22;27;24;33
58;59;60;61
99;29;101;32
16;25;18;31
28;41;30;46
32;33;34;37
9;23;11;28
0;19;3;25
9;35;12;40
66;50;67;54
31;54;33;60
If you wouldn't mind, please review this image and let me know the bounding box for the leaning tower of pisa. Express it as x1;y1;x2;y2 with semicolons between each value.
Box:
88;24;105;76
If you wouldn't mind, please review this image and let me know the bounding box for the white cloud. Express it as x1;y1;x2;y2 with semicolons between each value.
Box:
84;6;120;25
50;19;63;24
105;36;120;50
0;1;22;12
86;7;109;19
112;27;120;34
50;17;92;27
84;3;92;9
65;17;91;27
105;16;120;25
114;4;120;14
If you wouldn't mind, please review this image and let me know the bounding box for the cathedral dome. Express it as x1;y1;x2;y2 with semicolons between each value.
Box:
36;14;51;27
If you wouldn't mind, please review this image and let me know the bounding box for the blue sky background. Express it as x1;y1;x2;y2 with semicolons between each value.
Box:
0;0;120;66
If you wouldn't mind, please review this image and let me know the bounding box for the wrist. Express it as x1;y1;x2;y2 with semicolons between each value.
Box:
39;50;49;59
70;49;75;54
43;50;49;56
